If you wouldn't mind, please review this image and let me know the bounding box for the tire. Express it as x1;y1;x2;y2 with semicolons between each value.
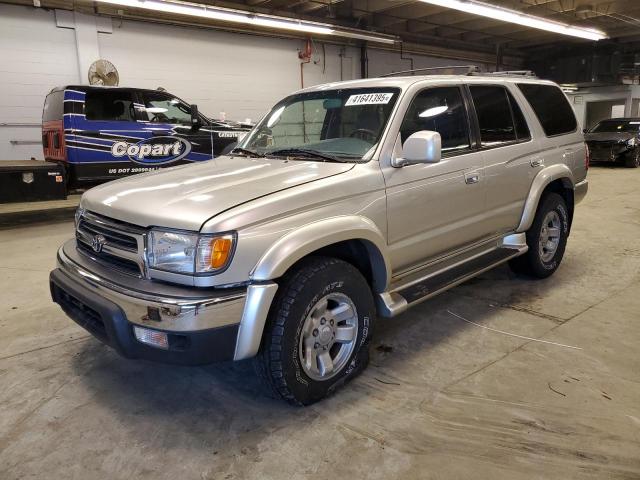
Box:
509;192;569;279
254;256;375;406
624;149;640;168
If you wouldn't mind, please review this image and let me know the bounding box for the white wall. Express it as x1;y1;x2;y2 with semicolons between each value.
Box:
97;21;359;123
0;5;79;160
0;3;479;161
566;85;640;128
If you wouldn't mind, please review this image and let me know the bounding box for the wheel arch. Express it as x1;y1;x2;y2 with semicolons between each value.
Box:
251;216;391;293
517;164;575;233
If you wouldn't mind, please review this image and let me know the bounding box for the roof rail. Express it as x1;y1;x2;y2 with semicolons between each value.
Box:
469;70;537;77
380;65;480;77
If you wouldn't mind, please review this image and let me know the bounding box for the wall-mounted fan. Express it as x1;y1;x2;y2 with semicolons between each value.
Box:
88;59;119;86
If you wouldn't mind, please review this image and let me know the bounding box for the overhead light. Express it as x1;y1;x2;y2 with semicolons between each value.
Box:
418;0;607;41
96;0;396;44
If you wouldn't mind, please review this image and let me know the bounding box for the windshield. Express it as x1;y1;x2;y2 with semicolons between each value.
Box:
591;120;640;133
238;88;401;161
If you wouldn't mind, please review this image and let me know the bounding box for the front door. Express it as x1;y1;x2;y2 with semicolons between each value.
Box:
136;90;215;162
382;86;490;274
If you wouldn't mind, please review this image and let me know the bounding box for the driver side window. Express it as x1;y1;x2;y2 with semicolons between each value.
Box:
400;87;471;155
140;92;192;125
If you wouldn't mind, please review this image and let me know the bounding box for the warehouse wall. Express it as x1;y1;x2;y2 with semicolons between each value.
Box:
0;5;79;161
0;3;475;162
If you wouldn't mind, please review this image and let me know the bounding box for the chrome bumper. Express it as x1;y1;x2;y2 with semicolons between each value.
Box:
55;243;278;361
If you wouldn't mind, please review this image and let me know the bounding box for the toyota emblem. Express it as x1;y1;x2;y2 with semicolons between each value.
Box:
91;234;107;253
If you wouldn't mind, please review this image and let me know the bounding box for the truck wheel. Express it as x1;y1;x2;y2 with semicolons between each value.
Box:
624;149;640;168
254;257;374;406
509;193;569;279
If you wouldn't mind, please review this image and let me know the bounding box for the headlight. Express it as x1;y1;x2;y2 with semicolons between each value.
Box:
627;137;637;147
147;230;235;275
74;206;85;229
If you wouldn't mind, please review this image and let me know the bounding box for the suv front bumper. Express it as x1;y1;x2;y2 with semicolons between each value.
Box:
50;241;278;365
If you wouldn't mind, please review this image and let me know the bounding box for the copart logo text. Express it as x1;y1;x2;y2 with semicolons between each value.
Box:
111;136;191;165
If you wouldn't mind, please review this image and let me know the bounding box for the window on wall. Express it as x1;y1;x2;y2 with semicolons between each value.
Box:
140;92;193;125
400;86;471;154
517;84;578;136
469;85;517;146
84;90;136;122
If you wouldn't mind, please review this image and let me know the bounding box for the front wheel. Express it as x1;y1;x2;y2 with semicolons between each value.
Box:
254;257;375;405
509;192;569;278
624;148;640;168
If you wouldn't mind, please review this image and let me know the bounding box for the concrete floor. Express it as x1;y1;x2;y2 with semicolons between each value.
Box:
1;165;639;479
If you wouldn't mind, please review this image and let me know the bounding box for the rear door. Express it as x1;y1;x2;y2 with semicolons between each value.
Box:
64;88;142;184
467;83;539;234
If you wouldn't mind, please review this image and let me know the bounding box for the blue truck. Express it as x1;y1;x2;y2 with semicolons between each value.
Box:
42;85;252;188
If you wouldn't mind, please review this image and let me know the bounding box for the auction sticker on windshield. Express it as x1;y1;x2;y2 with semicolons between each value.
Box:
345;93;394;106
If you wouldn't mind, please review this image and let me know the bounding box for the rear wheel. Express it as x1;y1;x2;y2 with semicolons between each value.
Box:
254;257;374;405
624;148;640;168
509;192;569;278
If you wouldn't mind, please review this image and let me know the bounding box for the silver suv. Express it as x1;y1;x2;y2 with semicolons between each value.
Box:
50;72;588;405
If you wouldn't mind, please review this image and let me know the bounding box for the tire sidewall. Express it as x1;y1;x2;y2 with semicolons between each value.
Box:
527;193;569;276
280;261;374;405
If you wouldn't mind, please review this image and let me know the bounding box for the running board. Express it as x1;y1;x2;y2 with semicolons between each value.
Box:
376;236;527;317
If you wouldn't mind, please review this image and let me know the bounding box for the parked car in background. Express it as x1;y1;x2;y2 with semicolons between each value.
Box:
584;118;640;168
50;73;588;405
42;86;252;188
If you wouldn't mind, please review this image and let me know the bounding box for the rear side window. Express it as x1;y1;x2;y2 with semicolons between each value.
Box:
469;85;517;146
42;91;64;122
517;84;577;136
400;86;471;154
84;90;136;122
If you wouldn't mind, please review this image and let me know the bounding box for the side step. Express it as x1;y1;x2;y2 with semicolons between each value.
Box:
377;238;527;317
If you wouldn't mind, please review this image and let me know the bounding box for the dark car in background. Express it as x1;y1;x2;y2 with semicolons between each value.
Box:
42;86;252;188
584;118;640;168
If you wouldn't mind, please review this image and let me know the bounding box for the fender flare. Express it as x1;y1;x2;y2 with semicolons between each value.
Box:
251;215;391;292
516;164;574;233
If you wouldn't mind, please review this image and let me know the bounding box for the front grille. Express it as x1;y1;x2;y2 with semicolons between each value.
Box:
77;242;141;276
53;284;107;341
78;219;138;251
76;211;146;277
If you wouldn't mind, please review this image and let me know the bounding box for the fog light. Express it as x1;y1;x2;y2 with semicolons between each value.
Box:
133;326;169;350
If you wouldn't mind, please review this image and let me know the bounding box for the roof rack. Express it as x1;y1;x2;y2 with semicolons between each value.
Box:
469;70;537;77
380;66;537;78
380;65;480;77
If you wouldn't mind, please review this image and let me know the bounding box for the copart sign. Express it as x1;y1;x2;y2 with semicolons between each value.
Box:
111;136;192;165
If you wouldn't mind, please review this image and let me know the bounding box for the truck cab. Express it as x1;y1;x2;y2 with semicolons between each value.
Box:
42;85;252;188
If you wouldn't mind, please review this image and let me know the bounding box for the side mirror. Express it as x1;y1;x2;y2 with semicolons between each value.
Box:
394;131;441;167
190;104;201;128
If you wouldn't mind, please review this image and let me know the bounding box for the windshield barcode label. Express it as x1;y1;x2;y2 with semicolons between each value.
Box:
345;93;393;106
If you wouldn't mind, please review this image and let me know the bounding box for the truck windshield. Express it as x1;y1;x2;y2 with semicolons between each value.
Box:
591;120;640;133
239;88;400;161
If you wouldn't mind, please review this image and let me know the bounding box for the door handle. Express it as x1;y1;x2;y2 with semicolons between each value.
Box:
464;171;480;184
530;157;544;168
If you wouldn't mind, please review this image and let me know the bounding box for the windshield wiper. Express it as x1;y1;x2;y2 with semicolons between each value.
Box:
230;147;263;158
268;148;348;162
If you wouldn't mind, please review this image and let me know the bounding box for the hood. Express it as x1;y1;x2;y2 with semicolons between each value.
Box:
81;156;354;231
585;131;636;142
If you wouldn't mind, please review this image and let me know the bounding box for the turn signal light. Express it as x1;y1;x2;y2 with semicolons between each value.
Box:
209;237;233;269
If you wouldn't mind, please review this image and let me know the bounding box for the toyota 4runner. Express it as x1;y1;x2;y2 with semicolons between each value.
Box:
50;72;588;405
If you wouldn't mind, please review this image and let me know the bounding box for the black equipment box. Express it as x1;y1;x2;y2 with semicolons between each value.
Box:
0;160;67;203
